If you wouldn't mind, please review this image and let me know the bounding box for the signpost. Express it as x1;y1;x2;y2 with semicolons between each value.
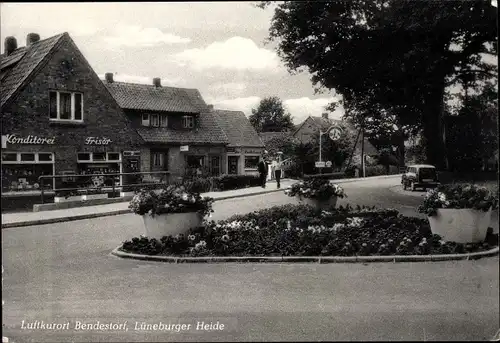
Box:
318;124;343;172
325;161;332;168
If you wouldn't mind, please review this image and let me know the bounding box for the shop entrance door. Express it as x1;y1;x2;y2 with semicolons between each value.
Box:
228;156;239;174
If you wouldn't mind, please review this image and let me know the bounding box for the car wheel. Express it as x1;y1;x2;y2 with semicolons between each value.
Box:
410;182;416;191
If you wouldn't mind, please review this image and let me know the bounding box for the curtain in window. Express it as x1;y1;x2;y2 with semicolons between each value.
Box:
59;93;71;119
49;91;57;118
74;93;82;120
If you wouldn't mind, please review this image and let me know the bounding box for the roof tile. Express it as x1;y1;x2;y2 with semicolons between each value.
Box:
214;110;264;147
1;33;65;108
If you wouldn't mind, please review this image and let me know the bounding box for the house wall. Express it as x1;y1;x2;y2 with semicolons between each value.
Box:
294;118;317;144
1;35;143;193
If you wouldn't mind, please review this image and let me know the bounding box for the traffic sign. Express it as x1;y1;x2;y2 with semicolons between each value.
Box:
325;161;332;167
328;126;342;141
315;161;326;168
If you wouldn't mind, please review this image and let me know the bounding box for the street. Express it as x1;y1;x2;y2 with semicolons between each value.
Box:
2;177;499;342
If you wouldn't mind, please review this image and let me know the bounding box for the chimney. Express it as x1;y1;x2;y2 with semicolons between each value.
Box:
4;36;17;56
26;33;40;46
207;104;214;111
322;112;329;119
105;73;114;83
153;77;161;87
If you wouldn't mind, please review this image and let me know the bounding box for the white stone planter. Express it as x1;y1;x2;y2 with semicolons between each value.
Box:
428;208;492;244
120;191;135;197
142;212;203;240
81;194;108;201
54;196;80;203
297;196;338;210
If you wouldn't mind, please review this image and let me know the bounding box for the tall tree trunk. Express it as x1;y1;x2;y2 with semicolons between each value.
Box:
421;80;447;170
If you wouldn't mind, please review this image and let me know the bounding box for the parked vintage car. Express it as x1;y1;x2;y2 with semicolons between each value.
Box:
401;164;440;191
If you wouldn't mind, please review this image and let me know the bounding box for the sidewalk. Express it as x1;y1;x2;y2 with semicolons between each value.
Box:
1;175;400;228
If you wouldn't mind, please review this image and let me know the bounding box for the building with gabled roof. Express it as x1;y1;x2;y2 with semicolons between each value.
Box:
1;32;144;199
104;74;230;177
213;109;265;174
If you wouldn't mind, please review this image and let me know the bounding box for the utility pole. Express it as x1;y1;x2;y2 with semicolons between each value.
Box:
361;115;365;177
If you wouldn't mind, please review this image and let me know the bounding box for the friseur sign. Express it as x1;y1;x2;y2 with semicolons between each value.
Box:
85;137;112;145
3;134;56;145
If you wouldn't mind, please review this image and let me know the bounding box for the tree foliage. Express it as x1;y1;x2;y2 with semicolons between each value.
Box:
261;0;497;169
249;96;295;132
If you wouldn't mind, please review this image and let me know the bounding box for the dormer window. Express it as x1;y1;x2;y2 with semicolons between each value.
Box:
142;113;168;127
151;114;159;127
182;115;194;129
141;114;150;126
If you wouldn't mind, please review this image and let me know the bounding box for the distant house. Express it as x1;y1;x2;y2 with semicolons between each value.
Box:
258;131;293;146
213;110;265;175
104;74;229;178
293;113;379;157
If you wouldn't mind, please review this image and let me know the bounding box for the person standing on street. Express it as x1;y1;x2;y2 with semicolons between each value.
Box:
258;155;268;188
274;152;283;188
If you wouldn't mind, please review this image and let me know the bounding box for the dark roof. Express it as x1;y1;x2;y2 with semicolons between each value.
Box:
214;110;264;148
1;33;66;108
104;81;203;113
135;111;229;145
295;115;379;155
258;131;293;145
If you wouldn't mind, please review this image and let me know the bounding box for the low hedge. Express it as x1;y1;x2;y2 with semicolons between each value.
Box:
212;174;261;191
120;204;498;257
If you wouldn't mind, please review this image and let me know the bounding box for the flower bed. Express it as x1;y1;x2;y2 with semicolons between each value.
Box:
120;204;498;257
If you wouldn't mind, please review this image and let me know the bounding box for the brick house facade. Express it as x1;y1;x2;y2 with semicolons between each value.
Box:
104;75;229;180
1;32;144;194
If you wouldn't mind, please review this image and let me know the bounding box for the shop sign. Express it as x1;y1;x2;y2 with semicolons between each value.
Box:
180;145;189;152
123;151;140;157
85;137;112;145
243;149;261;154
2;134;55;146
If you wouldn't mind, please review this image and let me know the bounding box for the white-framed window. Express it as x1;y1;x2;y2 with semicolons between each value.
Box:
49;91;83;121
2;152;54;164
77;152;122;163
141;114;150;126
160;114;168;127
150;114;159;127
182;115;194;128
1;152;55;192
244;155;260;170
152;152;164;167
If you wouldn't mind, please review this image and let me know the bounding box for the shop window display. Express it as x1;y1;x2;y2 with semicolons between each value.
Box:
1;152;54;192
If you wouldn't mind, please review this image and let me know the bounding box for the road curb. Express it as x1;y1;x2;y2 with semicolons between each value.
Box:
1;186;293;229
1;174;401;229
111;246;499;263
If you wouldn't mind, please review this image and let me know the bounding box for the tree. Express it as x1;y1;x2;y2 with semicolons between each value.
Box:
260;0;497;169
249;96;295;132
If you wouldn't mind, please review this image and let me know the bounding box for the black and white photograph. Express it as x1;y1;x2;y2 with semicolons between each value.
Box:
1;1;499;341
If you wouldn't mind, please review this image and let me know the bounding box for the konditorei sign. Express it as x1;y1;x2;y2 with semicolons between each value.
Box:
2;134;56;146
85;137;112;145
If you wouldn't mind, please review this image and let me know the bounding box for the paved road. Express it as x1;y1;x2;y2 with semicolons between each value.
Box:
2;176;499;342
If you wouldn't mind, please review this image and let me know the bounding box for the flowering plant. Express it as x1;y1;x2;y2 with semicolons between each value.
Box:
418;183;498;217
129;185;214;217
285;178;346;201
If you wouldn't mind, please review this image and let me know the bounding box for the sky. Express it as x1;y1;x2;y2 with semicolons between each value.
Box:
0;2;342;124
1;2;496;125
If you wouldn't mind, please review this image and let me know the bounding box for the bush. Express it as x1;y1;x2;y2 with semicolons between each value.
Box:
304;172;345;180
212;175;261;191
364;165;387;177
285;179;347;200
418;183;499;217
120;204;498;257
